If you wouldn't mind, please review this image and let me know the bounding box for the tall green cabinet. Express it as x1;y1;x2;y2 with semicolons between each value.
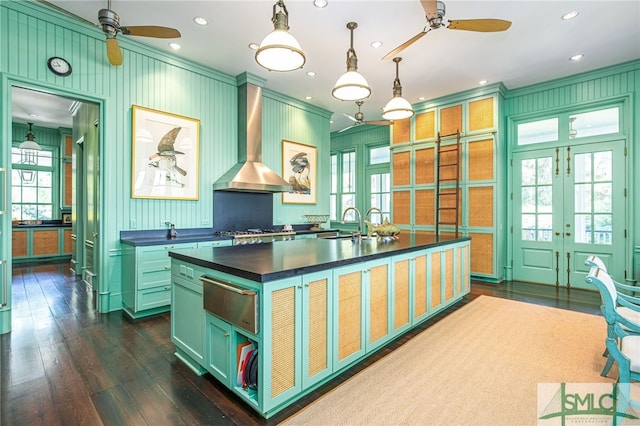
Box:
390;85;506;282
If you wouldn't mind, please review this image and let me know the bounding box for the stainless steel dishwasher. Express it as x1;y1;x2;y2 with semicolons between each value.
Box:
201;275;259;334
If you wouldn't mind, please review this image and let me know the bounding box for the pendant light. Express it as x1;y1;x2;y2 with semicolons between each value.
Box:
255;0;306;72
332;22;371;102
381;57;414;121
18;122;41;184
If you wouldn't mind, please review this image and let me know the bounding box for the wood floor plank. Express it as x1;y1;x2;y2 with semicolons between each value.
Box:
63;334;118;394
8;376;63;426
39;342;103;425
155;370;238;425
91;384;147;426
117;376;191;425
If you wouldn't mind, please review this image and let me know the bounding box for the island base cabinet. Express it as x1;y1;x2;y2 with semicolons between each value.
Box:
171;274;205;375
301;271;333;389
205;313;232;386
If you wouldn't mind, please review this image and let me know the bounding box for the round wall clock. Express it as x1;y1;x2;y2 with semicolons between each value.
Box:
47;57;72;77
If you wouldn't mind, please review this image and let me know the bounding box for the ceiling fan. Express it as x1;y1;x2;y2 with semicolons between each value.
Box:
382;0;511;60
339;101;392;133
97;0;181;66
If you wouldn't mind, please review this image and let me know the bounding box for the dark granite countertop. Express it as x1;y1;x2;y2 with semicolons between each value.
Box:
13;224;72;229
168;234;470;283
120;228;231;246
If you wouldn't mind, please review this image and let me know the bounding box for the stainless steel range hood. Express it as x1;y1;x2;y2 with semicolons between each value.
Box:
213;80;292;193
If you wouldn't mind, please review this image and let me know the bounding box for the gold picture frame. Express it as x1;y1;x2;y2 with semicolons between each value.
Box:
131;105;200;200
282;140;316;204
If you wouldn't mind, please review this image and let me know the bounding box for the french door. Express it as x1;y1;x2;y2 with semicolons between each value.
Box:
512;140;626;288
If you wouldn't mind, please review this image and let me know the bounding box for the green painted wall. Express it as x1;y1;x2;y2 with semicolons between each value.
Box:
0;0;331;322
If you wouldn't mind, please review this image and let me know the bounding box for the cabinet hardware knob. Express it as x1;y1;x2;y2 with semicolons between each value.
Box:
224;333;229;337
164;286;170;290
165;266;170;270
565;232;571;236
555;231;560;236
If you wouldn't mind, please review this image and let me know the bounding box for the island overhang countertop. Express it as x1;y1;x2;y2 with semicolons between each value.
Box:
168;234;470;283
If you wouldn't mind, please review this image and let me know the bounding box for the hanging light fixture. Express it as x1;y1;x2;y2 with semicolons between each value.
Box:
569;116;578;138
332;22;371;102
381;57;414;121
255;0;306;72
18;122;41;184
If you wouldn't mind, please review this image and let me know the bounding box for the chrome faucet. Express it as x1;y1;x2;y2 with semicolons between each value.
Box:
365;207;383;223
341;207;362;240
166;221;178;239
365;207;383;236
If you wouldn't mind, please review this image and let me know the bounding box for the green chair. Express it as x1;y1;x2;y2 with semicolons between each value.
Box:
585;266;640;423
585;255;640;376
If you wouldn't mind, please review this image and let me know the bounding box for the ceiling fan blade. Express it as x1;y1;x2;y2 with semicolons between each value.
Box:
343;113;358;123
419;0;439;20
338;124;356;133
121;26;181;38
447;19;512;32
106;37;123;66
382;30;429;61
365;120;392;126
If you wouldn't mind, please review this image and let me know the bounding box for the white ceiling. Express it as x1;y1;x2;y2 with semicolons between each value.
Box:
14;0;640;132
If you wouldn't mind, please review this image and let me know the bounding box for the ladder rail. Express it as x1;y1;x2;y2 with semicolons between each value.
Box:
435;131;461;237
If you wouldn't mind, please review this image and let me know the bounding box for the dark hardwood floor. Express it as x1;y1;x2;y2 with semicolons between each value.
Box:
1;261;601;425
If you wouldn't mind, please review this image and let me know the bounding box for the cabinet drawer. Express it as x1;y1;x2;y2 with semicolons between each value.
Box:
137;285;171;311
140;258;172;274
139;269;171;290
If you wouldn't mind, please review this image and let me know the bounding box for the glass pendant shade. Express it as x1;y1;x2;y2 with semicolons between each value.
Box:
381;57;413;121
19;123;40;183
255;1;305;72
19;122;41;152
332;22;370;101
382;96;414;120
332;71;371;101
19;140;41;151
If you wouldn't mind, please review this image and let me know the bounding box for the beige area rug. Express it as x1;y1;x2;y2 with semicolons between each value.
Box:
280;295;614;426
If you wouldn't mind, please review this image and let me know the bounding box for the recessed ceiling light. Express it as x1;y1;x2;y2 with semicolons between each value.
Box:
570;54;584;62
371;41;383;49
29;113;38;118
305;96;313;100
478;79;488;85
248;43;259;50
313;0;328;8
306;71;316;77
417;96;425;101
562;10;579;20
169;42;181;50
193;16;208;26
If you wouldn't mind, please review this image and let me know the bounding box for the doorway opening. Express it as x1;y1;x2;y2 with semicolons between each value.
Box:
8;85;101;318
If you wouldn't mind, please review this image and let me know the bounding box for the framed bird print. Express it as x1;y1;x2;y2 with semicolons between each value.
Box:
282;140;316;204
131;105;200;200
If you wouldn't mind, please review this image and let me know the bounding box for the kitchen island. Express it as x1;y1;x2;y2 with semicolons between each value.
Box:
168;234;470;418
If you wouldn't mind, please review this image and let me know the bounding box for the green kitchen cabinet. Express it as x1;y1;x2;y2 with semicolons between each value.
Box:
171;272;206;375
205;312;232;385
333;258;392;370
121;242;196;319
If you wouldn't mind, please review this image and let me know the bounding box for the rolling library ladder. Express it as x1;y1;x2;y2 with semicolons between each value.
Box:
435;131;461;237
